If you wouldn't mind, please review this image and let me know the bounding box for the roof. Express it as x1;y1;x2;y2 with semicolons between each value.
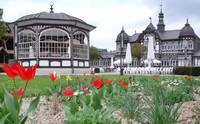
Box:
143;23;156;33
100;51;115;59
179;22;195;37
116;29;129;43
159;30;181;40
14;11;96;31
129;33;140;43
16;12;85;23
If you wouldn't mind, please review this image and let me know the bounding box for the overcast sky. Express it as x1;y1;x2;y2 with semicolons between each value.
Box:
1;0;200;50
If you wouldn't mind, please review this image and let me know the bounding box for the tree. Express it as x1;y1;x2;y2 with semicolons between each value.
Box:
89;46;100;60
0;8;8;63
131;43;147;66
0;8;6;41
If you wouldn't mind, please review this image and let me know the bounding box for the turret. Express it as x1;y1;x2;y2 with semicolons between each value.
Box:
157;5;165;32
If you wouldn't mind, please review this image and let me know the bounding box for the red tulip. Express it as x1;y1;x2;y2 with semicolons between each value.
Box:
81;85;90;93
91;78;102;88
16;87;24;98
118;79;123;84
9;90;14;96
49;71;60;81
63;89;74;96
17;64;37;81
122;81;129;87
104;79;112;85
9;87;24;98
2;63;18;78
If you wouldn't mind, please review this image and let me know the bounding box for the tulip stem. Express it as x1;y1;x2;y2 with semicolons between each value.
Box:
13;78;17;89
20;80;29;102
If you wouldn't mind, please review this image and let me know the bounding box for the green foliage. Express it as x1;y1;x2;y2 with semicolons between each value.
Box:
48;82;62;95
104;80;125;108
164;84;193;105
64;106;120;124
0;85;40;124
173;66;200;76
131;43;147;64
121;93;142;121
89;46;100;60
91;92;102;110
142;79;162;96
69;97;79;114
63;89;120;124
0;8;6;40
144;89;181;124
94;68;100;73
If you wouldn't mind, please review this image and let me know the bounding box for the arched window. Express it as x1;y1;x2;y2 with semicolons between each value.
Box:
18;29;36;59
72;31;89;59
39;28;70;58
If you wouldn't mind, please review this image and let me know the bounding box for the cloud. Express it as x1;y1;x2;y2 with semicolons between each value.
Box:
1;0;200;50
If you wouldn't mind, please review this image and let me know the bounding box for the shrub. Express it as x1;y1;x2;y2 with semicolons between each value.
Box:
94;68;100;73
144;89;181;124
121;93;142;122
173;67;200;76
64;105;120;124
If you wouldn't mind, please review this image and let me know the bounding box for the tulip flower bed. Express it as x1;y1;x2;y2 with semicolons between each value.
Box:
1;64;200;124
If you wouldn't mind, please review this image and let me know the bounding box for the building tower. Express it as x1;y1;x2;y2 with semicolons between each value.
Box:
157;4;165;32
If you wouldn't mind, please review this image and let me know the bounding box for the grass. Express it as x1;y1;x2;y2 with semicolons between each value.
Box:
0;75;67;96
0;74;199;97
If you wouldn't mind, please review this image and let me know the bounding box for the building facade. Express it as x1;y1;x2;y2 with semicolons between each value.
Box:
2;6;95;74
115;8;200;67
90;49;115;69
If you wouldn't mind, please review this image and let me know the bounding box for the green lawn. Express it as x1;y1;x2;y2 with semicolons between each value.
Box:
0;75;63;96
0;74;194;97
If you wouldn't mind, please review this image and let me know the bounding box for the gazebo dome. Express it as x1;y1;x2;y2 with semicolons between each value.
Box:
15;6;95;31
16;12;85;23
180;19;195;37
116;28;129;43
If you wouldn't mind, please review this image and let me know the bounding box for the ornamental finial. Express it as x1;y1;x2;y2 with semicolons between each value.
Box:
160;0;163;13
149;17;152;23
50;3;54;13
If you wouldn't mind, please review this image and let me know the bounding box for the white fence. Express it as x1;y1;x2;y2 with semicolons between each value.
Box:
121;67;174;75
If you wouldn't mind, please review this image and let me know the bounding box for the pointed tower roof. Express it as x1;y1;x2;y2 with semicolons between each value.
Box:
157;1;165;32
180;19;195;37
144;18;156;33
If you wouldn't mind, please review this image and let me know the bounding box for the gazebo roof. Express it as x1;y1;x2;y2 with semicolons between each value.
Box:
17;12;85;23
14;9;96;31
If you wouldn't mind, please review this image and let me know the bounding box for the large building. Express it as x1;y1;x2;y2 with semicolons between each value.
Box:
115;8;200;67
90;49;115;68
1;6;95;74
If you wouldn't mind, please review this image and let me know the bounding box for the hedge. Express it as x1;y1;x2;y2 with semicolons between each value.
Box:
173;66;200;76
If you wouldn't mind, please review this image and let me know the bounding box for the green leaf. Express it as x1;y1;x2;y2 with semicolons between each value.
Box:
20;116;27;124
70;97;79;114
3;86;20;123
23;95;40;118
0;113;10;124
